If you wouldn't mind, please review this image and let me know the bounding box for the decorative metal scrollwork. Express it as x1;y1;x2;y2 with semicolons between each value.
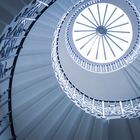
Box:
52;0;140;119
0;0;56;139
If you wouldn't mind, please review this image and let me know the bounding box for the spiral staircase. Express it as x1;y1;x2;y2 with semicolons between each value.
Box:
1;0;140;140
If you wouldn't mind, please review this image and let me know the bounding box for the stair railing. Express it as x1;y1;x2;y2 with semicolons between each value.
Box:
0;0;56;139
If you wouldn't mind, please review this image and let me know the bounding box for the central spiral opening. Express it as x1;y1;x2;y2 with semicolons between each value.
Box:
96;26;107;36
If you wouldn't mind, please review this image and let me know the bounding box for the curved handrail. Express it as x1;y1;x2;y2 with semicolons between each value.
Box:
52;0;140;119
0;0;56;139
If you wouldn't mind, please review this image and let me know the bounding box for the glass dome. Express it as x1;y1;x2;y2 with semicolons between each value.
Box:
72;3;133;63
66;0;140;73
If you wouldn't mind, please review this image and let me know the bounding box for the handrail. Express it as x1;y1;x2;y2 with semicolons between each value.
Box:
51;0;140;119
0;0;56;139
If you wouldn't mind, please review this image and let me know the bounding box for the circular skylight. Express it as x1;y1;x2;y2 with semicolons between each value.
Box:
66;0;140;73
72;3;133;63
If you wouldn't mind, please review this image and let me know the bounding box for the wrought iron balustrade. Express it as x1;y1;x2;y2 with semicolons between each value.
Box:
0;0;56;139
51;0;140;119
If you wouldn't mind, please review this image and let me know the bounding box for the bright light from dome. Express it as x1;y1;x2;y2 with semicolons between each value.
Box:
72;3;133;63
